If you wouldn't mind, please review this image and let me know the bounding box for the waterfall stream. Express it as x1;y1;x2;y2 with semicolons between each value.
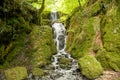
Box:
27;10;88;80
48;11;86;80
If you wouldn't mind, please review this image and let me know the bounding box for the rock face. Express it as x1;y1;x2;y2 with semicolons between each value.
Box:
78;55;103;79
5;67;28;80
31;25;57;68
66;0;120;79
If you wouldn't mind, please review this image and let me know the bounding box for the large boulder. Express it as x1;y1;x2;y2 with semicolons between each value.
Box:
5;67;28;80
78;55;103;79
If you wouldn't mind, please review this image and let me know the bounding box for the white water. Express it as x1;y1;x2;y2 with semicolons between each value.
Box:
50;10;58;22
51;10;82;80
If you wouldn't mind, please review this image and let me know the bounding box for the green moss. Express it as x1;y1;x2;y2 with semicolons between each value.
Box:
78;55;103;79
0;17;31;65
5;67;28;80
31;25;56;67
91;2;101;15
92;43;100;52
116;78;120;80
32;68;44;77
96;49;120;71
95;5;120;71
102;16;120;53
67;15;96;59
66;0;120;74
59;58;72;69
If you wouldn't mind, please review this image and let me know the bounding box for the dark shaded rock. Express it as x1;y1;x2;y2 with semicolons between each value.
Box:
58;35;65;50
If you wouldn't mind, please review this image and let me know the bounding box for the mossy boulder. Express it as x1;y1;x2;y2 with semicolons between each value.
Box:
5;67;28;80
59;58;72;69
32;68;44;77
78;55;103;79
31;25;57;67
96;49;120;71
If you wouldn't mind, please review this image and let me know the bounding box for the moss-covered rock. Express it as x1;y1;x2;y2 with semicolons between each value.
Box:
5;67;28;80
95;1;120;71
66;0;120;73
59;58;72;69
31;25;57;67
32;68;44;77
78;55;103;79
96;49;120;71
66;14;99;59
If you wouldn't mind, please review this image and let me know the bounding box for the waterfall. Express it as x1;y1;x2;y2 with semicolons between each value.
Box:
52;22;66;51
27;10;88;80
50;11;84;80
50;10;58;22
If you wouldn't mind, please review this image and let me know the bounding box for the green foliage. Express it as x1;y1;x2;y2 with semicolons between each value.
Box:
78;55;103;79
5;37;26;63
0;17;31;66
61;0;79;14
5;67;28;80
0;43;14;64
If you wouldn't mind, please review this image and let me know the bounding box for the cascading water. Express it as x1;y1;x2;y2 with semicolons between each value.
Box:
27;10;88;80
49;10;87;80
50;10;59;22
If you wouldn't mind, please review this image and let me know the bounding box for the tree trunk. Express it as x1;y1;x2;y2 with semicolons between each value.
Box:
37;0;45;25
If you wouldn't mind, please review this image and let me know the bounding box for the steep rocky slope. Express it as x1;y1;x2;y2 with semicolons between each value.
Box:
66;0;120;79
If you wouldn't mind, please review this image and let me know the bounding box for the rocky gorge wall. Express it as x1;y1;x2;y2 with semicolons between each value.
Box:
66;0;120;79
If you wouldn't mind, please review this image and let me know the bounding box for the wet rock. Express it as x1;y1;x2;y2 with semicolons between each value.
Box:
58;34;65;50
27;73;34;80
44;64;55;70
0;72;6;80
